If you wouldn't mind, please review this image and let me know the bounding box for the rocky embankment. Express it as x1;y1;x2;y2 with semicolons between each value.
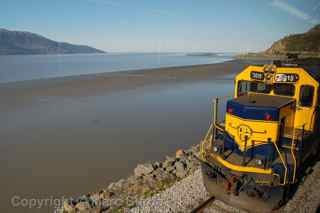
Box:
57;143;320;213
57;145;201;213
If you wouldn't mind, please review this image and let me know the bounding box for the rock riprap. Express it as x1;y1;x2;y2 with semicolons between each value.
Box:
56;144;320;213
57;145;201;213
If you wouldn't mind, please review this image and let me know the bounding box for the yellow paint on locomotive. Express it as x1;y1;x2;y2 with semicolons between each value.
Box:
235;65;319;132
200;61;320;212
201;62;319;179
225;114;279;150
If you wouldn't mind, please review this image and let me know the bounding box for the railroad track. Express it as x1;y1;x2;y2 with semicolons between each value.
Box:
191;161;320;213
190;196;235;213
191;196;216;213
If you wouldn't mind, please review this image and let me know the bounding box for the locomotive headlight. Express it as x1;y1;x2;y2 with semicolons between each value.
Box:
213;146;219;152
256;159;263;165
263;64;276;73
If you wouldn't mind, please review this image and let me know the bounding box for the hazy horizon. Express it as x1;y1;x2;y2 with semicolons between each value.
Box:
1;0;319;52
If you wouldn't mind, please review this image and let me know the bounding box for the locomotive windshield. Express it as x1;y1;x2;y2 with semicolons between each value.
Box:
238;80;296;97
273;83;295;96
238;80;271;96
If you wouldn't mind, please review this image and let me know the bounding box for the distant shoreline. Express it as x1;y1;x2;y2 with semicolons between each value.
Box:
0;52;108;56
0;53;232;83
235;52;320;60
0;59;243;86
0;60;248;110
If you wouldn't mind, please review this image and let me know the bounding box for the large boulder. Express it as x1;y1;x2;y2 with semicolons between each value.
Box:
163;156;176;169
175;149;185;158
63;201;75;213
175;161;187;179
75;201;91;212
114;179;126;189
134;164;154;177
152;161;162;169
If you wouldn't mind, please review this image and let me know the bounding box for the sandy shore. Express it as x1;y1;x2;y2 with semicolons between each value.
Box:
0;60;247;109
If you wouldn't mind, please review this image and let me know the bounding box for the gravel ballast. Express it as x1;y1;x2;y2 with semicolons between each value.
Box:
131;169;247;213
130;169;209;213
131;161;320;213
283;162;320;213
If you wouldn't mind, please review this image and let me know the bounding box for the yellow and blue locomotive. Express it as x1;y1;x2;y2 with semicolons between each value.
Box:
200;58;320;212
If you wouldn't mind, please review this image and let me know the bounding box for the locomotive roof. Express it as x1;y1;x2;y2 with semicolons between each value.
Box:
276;58;320;82
232;94;295;109
295;58;320;82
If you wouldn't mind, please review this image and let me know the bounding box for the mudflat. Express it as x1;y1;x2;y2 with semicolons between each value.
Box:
0;60;245;107
1;60;248;213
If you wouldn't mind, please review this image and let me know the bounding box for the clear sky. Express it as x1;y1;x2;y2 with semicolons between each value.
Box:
1;0;319;52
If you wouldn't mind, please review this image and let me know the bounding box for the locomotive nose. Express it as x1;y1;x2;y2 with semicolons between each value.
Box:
237;124;252;141
225;94;295;150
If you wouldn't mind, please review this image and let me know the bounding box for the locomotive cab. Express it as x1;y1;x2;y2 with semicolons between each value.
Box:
200;60;320;212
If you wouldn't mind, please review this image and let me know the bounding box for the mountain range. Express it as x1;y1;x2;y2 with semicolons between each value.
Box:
2;25;319;57
0;28;105;55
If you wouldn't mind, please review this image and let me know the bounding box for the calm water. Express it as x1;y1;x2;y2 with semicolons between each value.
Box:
1;79;233;212
0;53;231;83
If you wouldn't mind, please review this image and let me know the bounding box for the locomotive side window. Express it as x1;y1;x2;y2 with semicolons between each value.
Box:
238;80;271;96
238;81;249;96
273;83;295;96
300;85;314;107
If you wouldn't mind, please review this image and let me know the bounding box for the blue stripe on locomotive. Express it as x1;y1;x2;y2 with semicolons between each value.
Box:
220;133;294;180
223;133;277;159
227;100;280;121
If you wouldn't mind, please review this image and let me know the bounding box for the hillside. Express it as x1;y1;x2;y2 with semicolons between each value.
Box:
265;24;320;55
0;28;105;55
